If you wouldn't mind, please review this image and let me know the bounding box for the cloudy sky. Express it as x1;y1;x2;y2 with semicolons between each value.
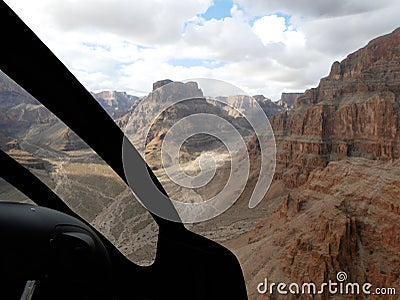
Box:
4;0;400;100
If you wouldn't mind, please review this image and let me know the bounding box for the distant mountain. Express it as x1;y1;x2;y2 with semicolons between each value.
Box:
0;71;88;153
0;70;144;154
92;90;140;119
0;71;45;137
126;80;254;162
276;92;303;109
252;94;284;117
210;94;284;119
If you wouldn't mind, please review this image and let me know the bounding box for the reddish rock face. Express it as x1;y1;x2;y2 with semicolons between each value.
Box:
270;28;400;188
227;158;400;299
231;28;400;299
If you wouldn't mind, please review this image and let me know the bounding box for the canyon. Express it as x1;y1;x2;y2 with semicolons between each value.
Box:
0;27;399;299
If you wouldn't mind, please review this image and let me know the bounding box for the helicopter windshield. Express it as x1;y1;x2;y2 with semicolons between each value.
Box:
0;70;158;266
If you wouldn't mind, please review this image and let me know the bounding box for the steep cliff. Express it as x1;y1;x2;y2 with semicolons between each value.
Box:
270;28;400;188
227;28;400;299
227;158;400;299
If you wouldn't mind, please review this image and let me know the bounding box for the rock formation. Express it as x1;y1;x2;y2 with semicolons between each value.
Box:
0;129;11;149
270;27;400;188
227;158;400;299
228;27;400;299
92;90;139;119
277;92;303;109
7;148;46;169
152;79;173;91
126;80;258;154
253;94;284;117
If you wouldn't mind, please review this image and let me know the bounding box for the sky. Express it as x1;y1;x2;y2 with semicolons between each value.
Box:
3;0;400;100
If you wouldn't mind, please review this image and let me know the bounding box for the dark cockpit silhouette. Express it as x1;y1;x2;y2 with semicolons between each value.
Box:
0;1;247;299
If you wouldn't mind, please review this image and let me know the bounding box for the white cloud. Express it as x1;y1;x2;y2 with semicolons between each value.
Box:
45;0;212;45
183;15;265;61
252;15;287;44
3;0;400;101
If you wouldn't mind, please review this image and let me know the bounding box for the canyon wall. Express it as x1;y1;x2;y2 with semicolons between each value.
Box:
270;28;400;187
